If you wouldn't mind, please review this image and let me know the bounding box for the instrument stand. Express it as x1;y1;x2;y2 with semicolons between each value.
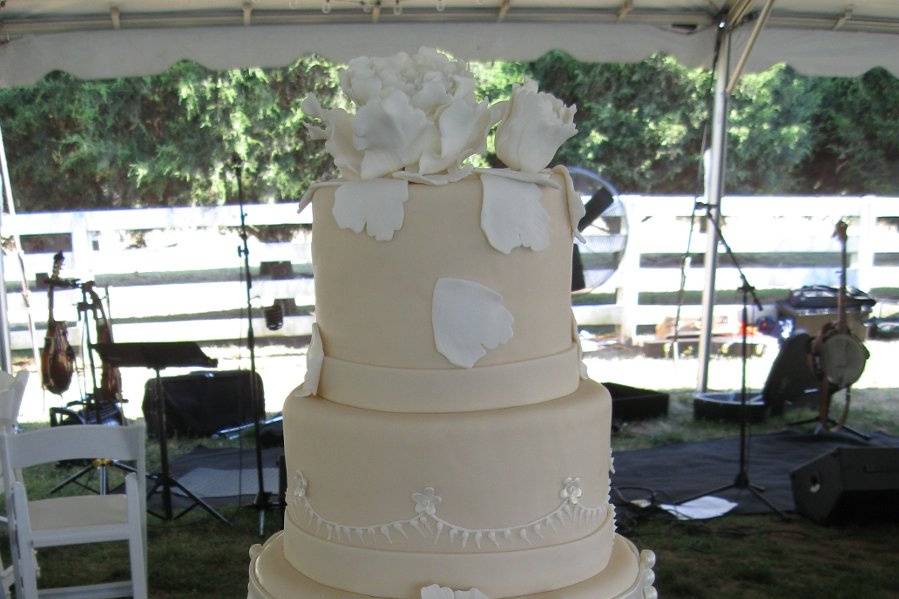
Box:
233;157;276;537
145;366;230;524
92;341;229;525
50;284;130;497
788;387;871;442
677;204;787;520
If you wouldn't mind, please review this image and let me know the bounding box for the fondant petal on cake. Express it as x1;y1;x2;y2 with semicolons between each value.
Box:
421;585;489;599
473;167;560;189
297;324;323;397
480;174;550;254
333;179;409;241
571;309;589;380
432;278;513;368
392;166;472;186
297;180;343;215
553;165;587;243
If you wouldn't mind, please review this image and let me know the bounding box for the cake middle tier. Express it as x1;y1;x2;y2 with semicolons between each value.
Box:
282;379;614;598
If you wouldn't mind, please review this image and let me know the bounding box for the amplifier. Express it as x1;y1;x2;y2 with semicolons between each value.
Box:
791;447;899;524
142;370;263;438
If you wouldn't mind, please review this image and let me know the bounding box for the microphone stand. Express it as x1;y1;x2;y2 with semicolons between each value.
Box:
233;157;273;536
676;202;786;519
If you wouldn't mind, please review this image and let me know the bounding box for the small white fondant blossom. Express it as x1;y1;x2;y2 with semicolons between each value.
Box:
293;471;308;499
560;476;583;505
412;487;442;516
421;585;489;599
495;79;577;173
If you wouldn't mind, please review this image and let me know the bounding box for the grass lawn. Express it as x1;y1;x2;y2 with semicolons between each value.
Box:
6;389;899;598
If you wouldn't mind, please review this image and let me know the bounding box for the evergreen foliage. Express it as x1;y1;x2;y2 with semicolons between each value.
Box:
0;52;895;211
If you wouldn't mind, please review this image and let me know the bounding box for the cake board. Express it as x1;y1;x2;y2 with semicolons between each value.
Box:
248;531;657;599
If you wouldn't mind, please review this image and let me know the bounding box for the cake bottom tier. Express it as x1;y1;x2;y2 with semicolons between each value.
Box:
248;531;656;599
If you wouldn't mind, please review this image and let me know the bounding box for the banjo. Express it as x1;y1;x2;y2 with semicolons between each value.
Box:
811;220;869;430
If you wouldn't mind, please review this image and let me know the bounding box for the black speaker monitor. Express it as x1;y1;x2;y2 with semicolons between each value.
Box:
791;447;899;524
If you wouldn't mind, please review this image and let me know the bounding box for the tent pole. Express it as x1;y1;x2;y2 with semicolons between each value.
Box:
697;24;731;392
0;124;14;372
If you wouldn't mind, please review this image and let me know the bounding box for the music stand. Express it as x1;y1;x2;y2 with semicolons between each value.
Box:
93;342;229;525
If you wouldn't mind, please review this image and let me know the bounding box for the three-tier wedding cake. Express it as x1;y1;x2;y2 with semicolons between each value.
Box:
248;48;656;599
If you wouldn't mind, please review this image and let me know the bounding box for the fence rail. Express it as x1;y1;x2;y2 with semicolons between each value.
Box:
3;195;898;351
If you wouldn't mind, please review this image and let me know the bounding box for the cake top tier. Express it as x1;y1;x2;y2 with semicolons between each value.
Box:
298;50;589;412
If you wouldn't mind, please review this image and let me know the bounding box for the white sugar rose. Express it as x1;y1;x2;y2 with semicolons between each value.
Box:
495;79;578;173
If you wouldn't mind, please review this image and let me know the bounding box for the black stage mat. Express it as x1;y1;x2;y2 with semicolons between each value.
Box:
611;430;899;514
150;446;283;508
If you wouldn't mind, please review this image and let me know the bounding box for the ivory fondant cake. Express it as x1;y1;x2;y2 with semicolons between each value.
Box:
248;48;656;599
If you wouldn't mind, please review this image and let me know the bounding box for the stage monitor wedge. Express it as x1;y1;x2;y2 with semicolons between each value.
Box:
791;447;899;524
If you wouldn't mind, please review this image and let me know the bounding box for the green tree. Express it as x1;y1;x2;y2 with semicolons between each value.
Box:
0;58;341;211
795;68;899;194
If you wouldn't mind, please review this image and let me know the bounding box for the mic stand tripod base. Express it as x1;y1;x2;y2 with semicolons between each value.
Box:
787;416;870;442
676;470;788;521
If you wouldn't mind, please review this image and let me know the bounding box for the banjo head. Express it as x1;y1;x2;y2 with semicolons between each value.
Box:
820;332;868;388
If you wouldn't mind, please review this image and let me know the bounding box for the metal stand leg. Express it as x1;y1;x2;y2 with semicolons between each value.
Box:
145;368;230;525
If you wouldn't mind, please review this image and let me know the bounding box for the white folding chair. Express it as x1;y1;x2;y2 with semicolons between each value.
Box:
0;370;29;599
1;423;148;599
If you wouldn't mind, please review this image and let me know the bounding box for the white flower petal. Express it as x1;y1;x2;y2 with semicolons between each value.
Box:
392;166;472;186
333;179;409;241
302;95;363;179
432;278;514;369
298;323;323;397
480;173;550;254
420;585;456;599
354;90;431;179
553;165;586;243
420;585;489;599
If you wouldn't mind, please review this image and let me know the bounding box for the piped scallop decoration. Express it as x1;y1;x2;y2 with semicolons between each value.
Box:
480;173;550;254
432;278;514;368
332;179;409;241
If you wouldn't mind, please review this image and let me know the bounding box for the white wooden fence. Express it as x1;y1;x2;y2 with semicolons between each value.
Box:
2;195;897;352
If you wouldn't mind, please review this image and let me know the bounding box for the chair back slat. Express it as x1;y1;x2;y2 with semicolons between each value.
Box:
1;423;145;470
0;370;28;428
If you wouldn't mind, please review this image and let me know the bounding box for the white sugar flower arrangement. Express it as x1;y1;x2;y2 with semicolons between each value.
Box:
303;47;577;180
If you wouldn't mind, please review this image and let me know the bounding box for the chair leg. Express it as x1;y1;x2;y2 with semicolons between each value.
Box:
12;484;39;598
125;475;148;599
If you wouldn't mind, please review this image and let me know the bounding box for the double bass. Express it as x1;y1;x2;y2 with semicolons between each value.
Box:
810;220;869;431
41;252;76;395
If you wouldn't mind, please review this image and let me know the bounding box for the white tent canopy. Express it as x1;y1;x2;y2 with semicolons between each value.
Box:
1;1;898;87
0;0;897;386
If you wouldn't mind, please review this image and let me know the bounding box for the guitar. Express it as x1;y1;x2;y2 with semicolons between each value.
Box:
811;220;869;430
40;252;76;395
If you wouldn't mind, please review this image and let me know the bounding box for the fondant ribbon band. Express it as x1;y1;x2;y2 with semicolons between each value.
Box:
317;344;581;413
283;510;615;599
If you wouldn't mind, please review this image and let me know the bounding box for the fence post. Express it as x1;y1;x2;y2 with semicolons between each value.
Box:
616;202;641;343
70;212;93;278
855;196;876;292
